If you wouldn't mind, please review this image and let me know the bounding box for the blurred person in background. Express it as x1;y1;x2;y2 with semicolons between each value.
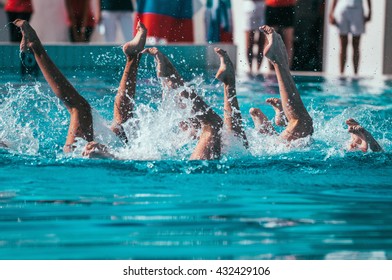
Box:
4;0;33;42
65;0;96;42
265;0;296;69
243;0;265;75
96;0;134;42
329;0;371;75
205;0;233;43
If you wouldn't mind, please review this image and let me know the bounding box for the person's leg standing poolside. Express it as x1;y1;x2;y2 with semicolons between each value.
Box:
352;36;361;75
339;35;348;74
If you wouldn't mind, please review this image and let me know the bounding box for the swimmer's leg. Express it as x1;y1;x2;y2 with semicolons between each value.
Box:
144;48;223;160
346;118;383;152
111;20;147;142
143;47;202;136
249;108;276;135
266;98;288;127
188;114;222;160
346;119;363;150
214;47;248;148
260;25;313;141
182;92;222;160
13;19;93;152
142;47;184;88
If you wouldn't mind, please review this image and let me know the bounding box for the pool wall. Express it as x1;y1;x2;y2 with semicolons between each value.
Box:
0;44;237;75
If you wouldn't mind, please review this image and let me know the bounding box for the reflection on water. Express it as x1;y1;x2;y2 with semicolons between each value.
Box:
0;71;392;259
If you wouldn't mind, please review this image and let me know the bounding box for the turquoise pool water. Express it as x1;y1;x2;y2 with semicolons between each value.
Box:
0;67;392;260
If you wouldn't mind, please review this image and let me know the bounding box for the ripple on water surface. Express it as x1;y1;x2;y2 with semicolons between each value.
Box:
0;73;392;259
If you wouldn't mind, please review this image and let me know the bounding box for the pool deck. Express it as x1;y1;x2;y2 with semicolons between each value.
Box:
1;43;391;81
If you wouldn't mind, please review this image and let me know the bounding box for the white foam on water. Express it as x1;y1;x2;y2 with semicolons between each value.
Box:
0;83;45;155
110;85;198;160
1;74;390;160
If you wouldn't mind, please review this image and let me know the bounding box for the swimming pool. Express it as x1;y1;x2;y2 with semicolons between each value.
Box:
1;66;391;260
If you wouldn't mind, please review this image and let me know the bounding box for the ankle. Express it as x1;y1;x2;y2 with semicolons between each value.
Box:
126;55;138;62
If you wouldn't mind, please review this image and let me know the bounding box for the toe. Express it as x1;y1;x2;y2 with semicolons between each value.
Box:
13;19;24;27
345;118;359;126
249;108;261;116
260;25;273;34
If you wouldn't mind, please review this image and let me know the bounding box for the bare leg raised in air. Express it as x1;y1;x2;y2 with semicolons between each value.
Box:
143;47;223;160
214;47;248;148
111;20;147;143
13;19;112;158
260;25;313;141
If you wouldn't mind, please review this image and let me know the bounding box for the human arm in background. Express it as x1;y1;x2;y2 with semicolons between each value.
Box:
328;0;338;25
365;0;371;22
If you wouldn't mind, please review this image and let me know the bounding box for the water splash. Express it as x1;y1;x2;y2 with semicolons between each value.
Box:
0;73;391;162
